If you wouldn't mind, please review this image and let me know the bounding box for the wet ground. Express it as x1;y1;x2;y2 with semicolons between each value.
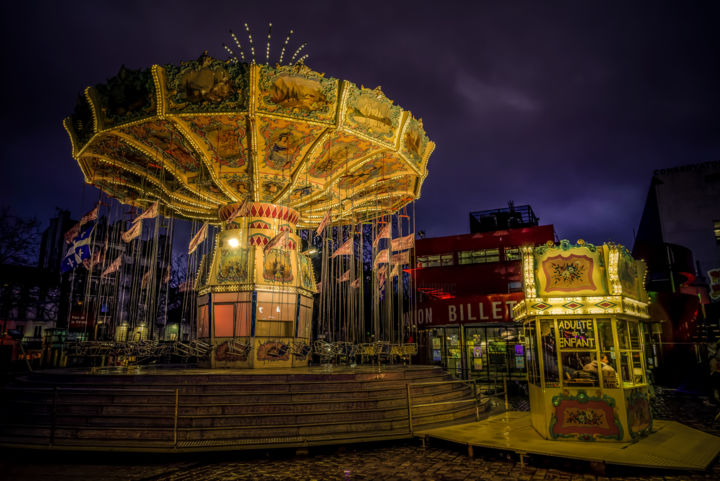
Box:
1;388;719;481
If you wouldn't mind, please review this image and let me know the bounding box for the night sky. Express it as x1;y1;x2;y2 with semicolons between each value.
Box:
2;1;719;248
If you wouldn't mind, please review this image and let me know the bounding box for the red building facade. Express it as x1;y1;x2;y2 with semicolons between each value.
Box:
412;205;554;383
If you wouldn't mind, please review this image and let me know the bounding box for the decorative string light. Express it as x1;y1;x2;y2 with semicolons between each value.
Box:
230;30;246;61
279;29;293;64
266;22;272;65
223;44;239;64
225;24;307;66
290;42;307;64
244;23;255;63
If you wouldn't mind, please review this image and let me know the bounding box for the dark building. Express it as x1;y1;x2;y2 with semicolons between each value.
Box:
38;209;77;274
412;204;555;384
633;161;720;386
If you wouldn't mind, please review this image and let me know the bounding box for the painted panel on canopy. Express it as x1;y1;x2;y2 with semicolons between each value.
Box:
262;248;295;283
307;131;377;179
256;117;324;173
161;56;249;114
297;254;316;292
344;85;402;145
83;136;156;173
287;182;320;204
88;157;214;210
400;116;430;167
219;172;252;199
337;153;410;191
121;120;202;174
185;170;228;200
617;249;648;301
88;66;156;130
534;243;608;297
257;64;338;123
182;115;249;170
259;174;290;202
353;175;415;200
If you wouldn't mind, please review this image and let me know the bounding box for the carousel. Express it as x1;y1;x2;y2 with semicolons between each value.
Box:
62;30;433;368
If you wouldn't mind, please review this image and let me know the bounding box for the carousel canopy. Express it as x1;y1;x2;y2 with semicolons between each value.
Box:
64;53;434;228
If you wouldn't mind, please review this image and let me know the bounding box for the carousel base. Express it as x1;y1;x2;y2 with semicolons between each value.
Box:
416;411;720;471
0;365;479;453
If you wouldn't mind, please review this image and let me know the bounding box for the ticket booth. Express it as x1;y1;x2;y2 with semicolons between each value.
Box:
514;240;652;442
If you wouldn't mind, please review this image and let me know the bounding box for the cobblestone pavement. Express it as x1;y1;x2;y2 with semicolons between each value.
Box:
2;390;720;481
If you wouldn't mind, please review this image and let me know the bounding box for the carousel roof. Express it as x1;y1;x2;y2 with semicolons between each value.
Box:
64;53;434;227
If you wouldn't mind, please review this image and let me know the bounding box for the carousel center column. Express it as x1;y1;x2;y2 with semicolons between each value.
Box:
195;202;317;369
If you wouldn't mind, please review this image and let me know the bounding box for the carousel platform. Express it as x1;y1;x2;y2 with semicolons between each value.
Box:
0;365;480;453
416;411;720;471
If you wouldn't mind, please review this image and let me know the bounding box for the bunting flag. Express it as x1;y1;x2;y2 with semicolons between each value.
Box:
316;281;323;293
80;202;100;225
83;249;104;270
377;265;387;290
133;201;158;223
100;254;122;278
373;222;391;248
391;233;415;252
60;223;95;273
315;211;331;237
337;269;351;282
141;270;152;290
374;248;389;267
226;198;250;225
264;230;289;253
162;264;171;284
350;278;361;289
391;250;411;266
121;220;142;243
331;238;353;258
178;279;194;292
64;222;80;244
390;264;399;278
188;223;208;254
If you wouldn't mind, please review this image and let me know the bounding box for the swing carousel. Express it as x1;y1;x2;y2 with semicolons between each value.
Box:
63;32;433;368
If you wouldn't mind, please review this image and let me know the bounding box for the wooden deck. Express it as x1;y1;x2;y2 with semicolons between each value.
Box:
416;411;720;471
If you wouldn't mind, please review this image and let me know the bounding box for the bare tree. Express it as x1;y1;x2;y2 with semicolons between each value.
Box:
0;206;40;266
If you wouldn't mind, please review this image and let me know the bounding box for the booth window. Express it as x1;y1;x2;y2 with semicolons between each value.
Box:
197;304;209;338
525;323;539;385
540;320;560;387
214;304;234;337
616;319;646;386
256;292;296;321
235;302;251;336
555;318;601;388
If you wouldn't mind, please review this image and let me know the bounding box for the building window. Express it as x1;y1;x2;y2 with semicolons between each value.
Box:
714;220;720;245
508;281;523;292
34;325;42;338
458;249;500;265
417;254;454;267
504;247;521;261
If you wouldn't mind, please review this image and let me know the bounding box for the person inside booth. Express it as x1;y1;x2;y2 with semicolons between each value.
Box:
583;353;618;388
